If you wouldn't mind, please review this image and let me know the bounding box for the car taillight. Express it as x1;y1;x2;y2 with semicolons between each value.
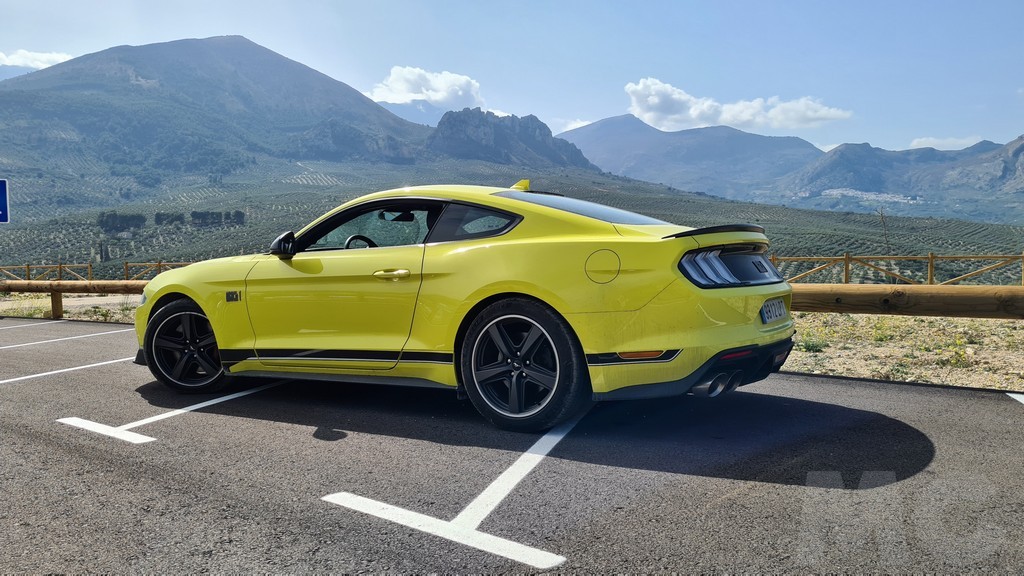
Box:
679;245;784;288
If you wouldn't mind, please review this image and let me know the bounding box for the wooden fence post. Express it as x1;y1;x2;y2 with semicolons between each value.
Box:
843;253;851;284
928;252;935;285
49;291;63;320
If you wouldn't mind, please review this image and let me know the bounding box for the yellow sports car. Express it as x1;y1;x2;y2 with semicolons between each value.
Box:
134;180;794;431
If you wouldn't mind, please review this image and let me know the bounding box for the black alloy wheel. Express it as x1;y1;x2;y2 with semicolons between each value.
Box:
461;298;590;432
144;299;227;393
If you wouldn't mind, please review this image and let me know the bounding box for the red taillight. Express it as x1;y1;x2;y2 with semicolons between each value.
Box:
719;350;754;361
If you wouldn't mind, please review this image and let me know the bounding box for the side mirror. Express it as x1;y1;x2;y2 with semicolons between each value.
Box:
269;231;296;258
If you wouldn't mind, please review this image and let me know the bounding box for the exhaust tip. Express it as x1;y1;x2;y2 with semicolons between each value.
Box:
690;373;730;397
725;371;744;393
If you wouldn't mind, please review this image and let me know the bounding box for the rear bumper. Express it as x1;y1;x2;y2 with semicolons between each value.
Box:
592;337;793;401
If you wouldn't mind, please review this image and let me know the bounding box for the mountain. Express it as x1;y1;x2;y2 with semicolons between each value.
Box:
379;100;449;126
0;35;430;176
0;65;33;81
775;137;1024;220
560;114;1024;224
558;114;823;196
0;36;594;219
429;108;596;169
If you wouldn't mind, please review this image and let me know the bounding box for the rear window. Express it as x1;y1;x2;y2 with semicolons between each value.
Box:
496;191;668;225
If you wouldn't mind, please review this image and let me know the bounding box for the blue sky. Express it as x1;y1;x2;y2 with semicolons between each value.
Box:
2;0;1022;151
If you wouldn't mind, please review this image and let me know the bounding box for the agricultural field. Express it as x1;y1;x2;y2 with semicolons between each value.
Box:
1;157;1023;283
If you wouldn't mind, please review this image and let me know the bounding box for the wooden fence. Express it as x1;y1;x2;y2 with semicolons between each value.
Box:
0;264;93;281
770;253;1024;285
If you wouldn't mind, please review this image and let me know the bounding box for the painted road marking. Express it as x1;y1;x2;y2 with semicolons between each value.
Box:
452;415;582;530
0;328;134;350
322;413;585;569
58;381;282;443
0;357;135;385
1009;393;1024;406
0;320;67;330
322;492;566;570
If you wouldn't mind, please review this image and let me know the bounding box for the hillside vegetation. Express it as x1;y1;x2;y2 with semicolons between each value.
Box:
2;159;1022;283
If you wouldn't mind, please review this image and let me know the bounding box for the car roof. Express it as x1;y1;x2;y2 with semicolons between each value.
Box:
299;183;687;239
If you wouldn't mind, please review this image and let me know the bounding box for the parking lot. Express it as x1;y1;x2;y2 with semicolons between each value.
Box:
2;316;1022;572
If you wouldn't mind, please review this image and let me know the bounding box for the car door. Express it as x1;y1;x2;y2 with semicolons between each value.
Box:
244;200;441;371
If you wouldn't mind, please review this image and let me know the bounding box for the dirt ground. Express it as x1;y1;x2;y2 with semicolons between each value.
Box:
788;312;1024;392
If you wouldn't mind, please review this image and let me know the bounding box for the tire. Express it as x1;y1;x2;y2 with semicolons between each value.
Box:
143;299;227;393
460;298;590;432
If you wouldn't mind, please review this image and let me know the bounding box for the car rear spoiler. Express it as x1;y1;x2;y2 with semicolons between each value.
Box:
662;224;765;239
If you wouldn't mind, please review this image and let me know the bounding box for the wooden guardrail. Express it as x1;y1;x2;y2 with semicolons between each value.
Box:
4;280;1024;321
789;284;1024;319
0;280;147;320
770;253;1024;285
0;264;93;281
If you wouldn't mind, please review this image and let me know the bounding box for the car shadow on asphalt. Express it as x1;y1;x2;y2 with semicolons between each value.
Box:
134;377;935;490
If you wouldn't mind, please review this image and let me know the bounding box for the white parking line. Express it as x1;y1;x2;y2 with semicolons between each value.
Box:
322;413;585;569
1009;393;1024;406
0;328;134;350
0;320;67;330
451;415;582;530
58;382;282;443
0;357;135;385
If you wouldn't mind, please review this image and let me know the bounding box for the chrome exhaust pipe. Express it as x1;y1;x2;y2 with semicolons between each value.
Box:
690;372;731;397
725;371;744;393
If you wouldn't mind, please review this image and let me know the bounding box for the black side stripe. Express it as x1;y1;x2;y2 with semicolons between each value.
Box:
586;350;681;366
219;349;453;365
400;351;455;364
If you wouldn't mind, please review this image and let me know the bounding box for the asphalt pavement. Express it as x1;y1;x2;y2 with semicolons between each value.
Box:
1;317;1022;573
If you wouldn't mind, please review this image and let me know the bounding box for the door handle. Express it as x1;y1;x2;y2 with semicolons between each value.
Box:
373;269;411;280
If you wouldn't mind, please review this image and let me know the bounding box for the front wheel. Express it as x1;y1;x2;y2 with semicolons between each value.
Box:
461;298;590;432
144;299;227;393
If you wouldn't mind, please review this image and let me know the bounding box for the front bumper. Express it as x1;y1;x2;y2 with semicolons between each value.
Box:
592;337;793;401
134;348;147;366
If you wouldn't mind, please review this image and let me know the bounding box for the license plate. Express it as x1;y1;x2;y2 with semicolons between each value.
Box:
760;297;787;324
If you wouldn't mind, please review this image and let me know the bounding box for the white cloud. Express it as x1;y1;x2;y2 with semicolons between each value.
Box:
365;66;484;110
815;142;841;152
554;118;592;134
625;77;852;131
0;49;73;69
909;136;983;150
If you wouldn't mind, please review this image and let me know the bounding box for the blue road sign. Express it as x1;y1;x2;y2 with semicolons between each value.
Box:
0;179;8;223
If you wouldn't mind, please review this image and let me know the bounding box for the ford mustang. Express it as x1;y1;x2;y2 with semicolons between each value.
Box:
134;180;794;431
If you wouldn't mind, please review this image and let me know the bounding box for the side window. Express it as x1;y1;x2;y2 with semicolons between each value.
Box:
302;203;440;251
428;204;519;243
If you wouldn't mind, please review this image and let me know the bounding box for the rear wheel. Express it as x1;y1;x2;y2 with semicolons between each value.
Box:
144;299;227;393
461;298;590;432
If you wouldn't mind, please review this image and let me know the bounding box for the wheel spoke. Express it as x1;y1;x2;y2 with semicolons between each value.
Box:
194;349;220;376
154;334;184;352
171;352;193;380
180;314;195;342
520;325;544;359
486;323;516;359
525;364;557;391
474;363;511;386
508;373;525;413
196;333;217;349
